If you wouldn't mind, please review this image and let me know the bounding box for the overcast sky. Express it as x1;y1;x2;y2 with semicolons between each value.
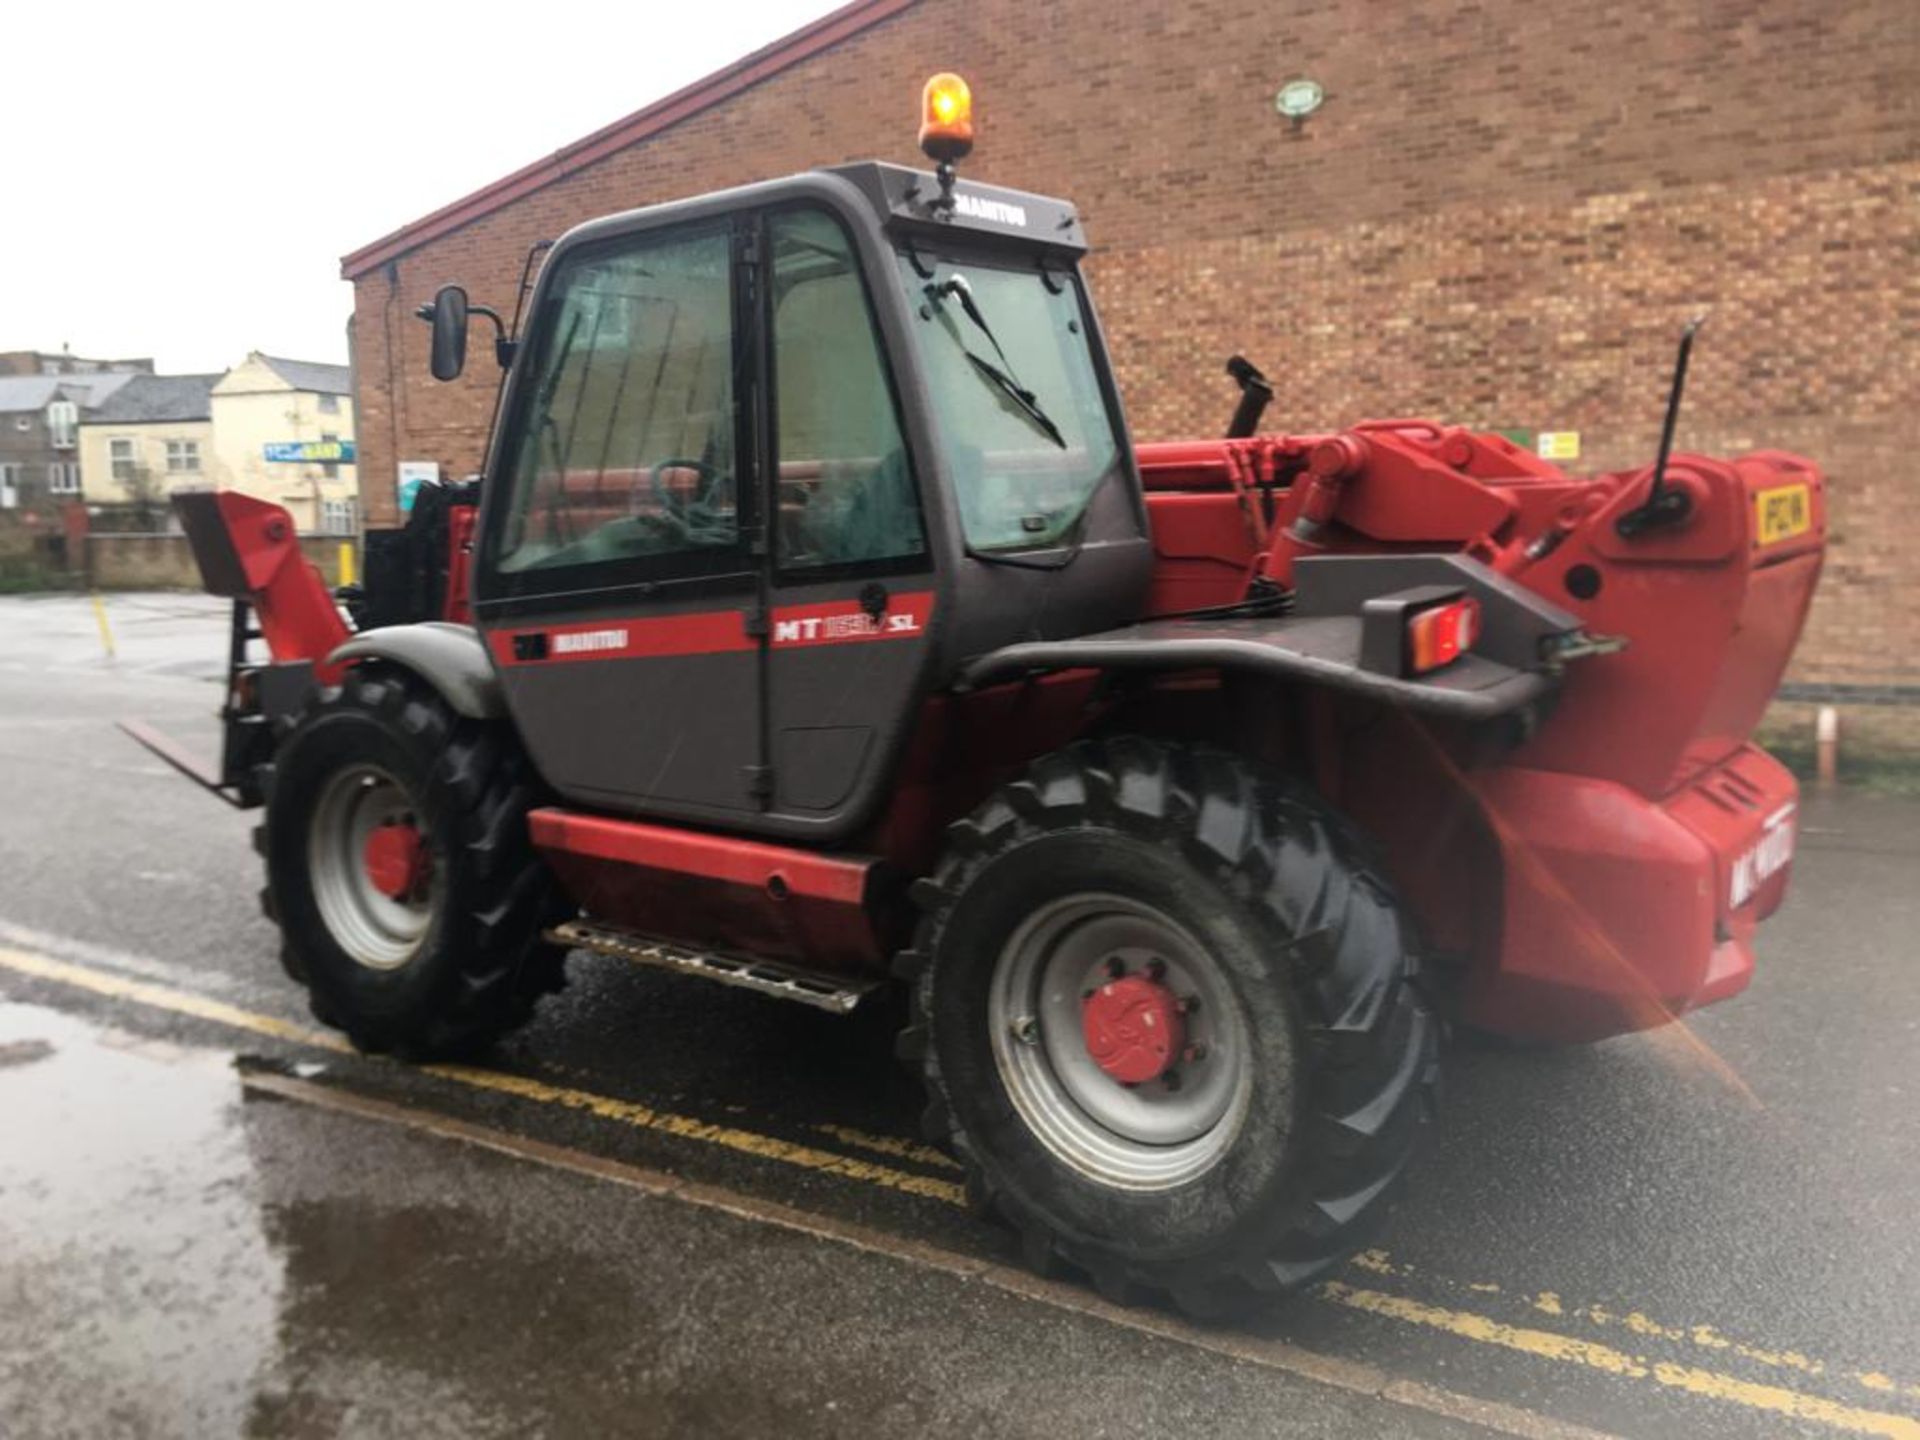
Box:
2;0;843;374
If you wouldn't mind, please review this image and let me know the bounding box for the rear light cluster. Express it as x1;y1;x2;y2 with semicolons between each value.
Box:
1407;596;1481;674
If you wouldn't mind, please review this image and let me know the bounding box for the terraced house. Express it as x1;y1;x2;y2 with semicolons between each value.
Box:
75;353;359;535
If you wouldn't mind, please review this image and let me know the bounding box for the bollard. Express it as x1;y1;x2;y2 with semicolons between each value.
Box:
1815;704;1839;787
338;540;357;589
90;591;116;660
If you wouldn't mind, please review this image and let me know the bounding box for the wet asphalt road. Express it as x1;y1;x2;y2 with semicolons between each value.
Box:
2;592;1917;1440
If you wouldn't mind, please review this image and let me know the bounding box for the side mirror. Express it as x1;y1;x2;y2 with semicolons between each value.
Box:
429;284;470;381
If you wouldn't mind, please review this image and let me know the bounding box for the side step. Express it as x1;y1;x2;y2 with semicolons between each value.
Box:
546;918;883;1015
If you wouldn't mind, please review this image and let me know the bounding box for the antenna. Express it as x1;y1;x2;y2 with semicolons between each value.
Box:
1616;316;1706;539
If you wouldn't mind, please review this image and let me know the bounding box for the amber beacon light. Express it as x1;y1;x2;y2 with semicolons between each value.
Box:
919;73;974;163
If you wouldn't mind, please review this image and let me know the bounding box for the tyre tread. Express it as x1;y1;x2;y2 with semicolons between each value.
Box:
904;736;1439;1316
265;665;567;1058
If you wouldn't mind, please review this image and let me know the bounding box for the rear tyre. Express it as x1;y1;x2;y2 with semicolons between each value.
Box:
898;737;1438;1315
264;666;567;1057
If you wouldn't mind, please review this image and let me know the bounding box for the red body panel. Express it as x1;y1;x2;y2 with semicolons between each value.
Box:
527;808;890;969
181;492;352;682
1137;426;1822;1040
1457;746;1795;1042
442;505;476;626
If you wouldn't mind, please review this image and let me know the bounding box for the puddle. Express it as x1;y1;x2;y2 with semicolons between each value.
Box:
0;1002;282;1436
0;1001;640;1437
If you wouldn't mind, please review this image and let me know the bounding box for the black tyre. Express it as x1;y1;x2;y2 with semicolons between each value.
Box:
898;737;1438;1315
263;665;567;1057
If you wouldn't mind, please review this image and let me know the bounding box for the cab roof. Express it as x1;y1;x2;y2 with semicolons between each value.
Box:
822;162;1088;255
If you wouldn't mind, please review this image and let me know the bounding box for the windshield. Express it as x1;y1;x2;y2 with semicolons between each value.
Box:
896;249;1120;552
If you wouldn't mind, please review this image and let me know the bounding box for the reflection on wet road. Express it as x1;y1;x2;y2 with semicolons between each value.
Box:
0;999;1505;1440
0;1003;279;1436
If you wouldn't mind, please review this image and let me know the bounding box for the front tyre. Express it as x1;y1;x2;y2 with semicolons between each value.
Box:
265;666;567;1057
899;738;1439;1315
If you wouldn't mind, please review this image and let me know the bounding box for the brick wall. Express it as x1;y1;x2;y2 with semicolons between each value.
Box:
348;0;1920;752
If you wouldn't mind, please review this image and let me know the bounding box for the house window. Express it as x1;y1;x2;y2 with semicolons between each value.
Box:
320;431;339;479
0;463;18;509
48;461;80;496
110;438;136;481
318;392;340;414
47;401;78;450
320;498;357;535
165;439;201;473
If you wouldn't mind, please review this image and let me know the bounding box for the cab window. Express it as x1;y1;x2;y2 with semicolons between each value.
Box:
896;248;1120;554
496;224;740;576
770;209;924;571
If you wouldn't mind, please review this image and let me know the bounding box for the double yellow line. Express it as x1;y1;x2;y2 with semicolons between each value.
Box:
3;942;1916;1440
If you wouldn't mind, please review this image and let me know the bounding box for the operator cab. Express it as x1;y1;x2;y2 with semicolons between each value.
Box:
439;77;1151;841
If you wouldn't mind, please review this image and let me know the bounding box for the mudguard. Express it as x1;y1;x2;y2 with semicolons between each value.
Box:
329;622;504;720
957;554;1581;722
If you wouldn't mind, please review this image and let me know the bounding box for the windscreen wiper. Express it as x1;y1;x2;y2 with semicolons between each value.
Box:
964;351;1066;449
927;276;1067;449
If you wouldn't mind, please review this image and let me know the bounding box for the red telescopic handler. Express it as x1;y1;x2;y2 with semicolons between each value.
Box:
127;76;1822;1315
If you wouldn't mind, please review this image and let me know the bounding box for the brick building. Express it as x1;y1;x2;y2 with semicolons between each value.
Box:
341;0;1919;754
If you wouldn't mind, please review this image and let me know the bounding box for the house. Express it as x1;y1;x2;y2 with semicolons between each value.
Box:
0;369;142;515
209;353;358;535
75;374;221;525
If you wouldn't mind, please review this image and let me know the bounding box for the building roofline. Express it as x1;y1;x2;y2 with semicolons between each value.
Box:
339;0;915;282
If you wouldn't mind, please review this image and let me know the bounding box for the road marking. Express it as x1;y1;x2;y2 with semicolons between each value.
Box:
241;1067;1615;1440
809;1121;961;1171
7;939;1917;1437
1323;1284;1920;1440
0;945;962;1206
0;944;354;1054
416;1060;964;1203
1357;1245;1920;1402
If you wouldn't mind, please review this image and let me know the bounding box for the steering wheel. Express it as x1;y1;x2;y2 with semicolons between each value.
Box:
637;456;731;541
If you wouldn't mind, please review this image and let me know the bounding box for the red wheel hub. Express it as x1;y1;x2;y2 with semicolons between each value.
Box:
363;822;427;901
1081;973;1186;1085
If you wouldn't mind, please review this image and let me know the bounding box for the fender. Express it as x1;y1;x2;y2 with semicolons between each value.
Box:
958;555;1582;723
329;622;505;720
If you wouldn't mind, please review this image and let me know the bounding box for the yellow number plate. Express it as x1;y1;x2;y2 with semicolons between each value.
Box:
1754;483;1812;545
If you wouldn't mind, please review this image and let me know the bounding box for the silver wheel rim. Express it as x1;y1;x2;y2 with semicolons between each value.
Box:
989;893;1252;1191
308;763;432;971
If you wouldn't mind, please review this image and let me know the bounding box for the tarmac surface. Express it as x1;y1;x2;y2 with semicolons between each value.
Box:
2;591;1917;1439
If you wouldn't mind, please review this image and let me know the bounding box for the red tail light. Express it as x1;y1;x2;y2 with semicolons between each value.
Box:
1408;596;1480;673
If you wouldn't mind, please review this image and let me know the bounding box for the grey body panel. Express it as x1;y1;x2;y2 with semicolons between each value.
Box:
960;554;1578;722
329;623;503;720
496;588;763;820
1291;554;1580;671
765;572;929;825
958;615;1553;719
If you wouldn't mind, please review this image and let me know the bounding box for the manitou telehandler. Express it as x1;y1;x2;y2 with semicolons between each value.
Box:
132;75;1823;1314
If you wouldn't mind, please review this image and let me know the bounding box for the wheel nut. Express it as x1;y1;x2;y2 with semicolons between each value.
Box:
1011;1015;1041;1046
1183;1044;1207;1064
1145;958;1166;981
1104;956;1126;979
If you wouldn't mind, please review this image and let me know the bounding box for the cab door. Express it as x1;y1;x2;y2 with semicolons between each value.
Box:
475;218;767;826
759;207;938;836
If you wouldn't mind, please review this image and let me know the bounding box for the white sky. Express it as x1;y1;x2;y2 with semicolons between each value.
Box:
0;0;844;374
